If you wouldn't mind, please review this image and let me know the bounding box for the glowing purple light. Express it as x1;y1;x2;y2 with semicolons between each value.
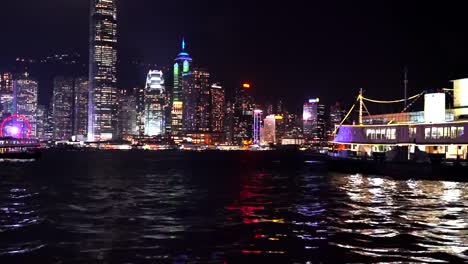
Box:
10;126;20;136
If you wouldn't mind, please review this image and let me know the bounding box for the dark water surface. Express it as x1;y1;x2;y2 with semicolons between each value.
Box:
1;150;467;263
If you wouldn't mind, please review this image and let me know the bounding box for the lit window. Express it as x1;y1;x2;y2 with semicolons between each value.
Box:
425;128;431;139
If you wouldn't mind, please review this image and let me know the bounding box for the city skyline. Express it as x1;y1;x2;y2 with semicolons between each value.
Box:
2;1;468;111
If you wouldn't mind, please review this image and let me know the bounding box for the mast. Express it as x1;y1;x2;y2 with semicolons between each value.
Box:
404;66;408;109
359;88;363;125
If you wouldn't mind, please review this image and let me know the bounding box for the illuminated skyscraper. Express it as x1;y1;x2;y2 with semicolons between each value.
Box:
253;110;263;144
118;89;137;136
182;69;210;132
172;38;192;136
210;83;225;132
134;86;145;135
233;83;254;145
0;72;14;118
88;0;118;141
303;98;326;142
36;105;47;140
262;115;276;145
144;70;166;136
74;77;89;138
52;77;74;140
13;73;38;137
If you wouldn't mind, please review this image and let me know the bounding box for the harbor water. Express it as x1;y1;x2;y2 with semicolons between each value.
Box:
1;150;467;263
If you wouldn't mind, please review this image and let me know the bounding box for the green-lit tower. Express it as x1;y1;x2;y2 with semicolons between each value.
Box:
171;37;192;136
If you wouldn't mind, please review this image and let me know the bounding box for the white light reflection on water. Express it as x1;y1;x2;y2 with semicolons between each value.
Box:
329;173;468;262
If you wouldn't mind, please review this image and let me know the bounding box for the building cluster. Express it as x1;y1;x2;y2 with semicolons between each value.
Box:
0;0;347;147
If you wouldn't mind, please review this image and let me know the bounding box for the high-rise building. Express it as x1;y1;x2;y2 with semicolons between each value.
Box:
303;98;326;142
262;115;276;145
328;102;346;139
13;73;38;137
144;70;166;136
182;69;211;132
134;86;145;135
233;83;255;145
74;77;89;138
172;38;192;136
52;77;74;140
88;0;118;141
210;83;225;132
36;105;47;140
224;101;235;144
0;72;14;118
118;89;137;136
253;110;263;145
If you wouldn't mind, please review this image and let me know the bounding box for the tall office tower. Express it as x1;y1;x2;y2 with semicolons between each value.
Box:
88;0;118;141
275;115;285;143
134;86;145;135
328;102;345;138
172;38;192;136
52;77;74;140
44;104;54;139
13;73;38;137
303;98;326;142
0;72;14;118
253;110;263;145
144;70;166;136
182;69;210;132
233;84;254;145
285;113;302;137
74;78;89;138
224;101;235;144
262;115;276;145
118;89;137;136
303;98;318;139
210;83;225;132
36;105;47;140
315;103;326;141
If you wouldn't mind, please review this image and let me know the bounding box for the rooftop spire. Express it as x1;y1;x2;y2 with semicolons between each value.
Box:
182;37;186;51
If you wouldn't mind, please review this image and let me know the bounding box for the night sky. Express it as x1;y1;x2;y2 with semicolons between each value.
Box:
1;1;468;113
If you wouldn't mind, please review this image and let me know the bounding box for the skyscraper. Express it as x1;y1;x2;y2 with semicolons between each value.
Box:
172;38;192;136
144;70;166;136
88;0;118;141
262;115;276;145
118;89;137;136
36;105;47;140
233;84;255;145
13;73;38;137
134;86;145;135
253;110;263;145
0;72;14;118
303;98;326;142
210;83;225;132
182;69;210;132
74;77;89;138
52;77;74;140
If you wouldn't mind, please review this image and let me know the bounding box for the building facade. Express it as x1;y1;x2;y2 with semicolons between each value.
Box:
172;38;192;136
303;98;326;142
144;70;166;136
118;89;137;136
88;0;118;141
13;73;38;137
210;83;225;133
74;77;89;138
52;77;74;140
0;72;14;118
182;69;211;132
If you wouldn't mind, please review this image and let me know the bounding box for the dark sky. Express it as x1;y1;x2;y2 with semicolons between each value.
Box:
1;0;468;112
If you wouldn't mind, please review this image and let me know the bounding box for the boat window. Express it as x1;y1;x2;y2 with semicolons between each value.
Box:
443;127;450;138
409;127;417;138
425;128;431;139
457;127;464;137
451;127;458;139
